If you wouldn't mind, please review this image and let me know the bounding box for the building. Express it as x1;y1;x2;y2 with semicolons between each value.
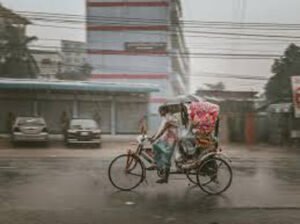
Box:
254;102;300;146
196;89;258;144
31;49;61;80
0;79;158;134
61;40;87;73
86;0;190;129
254;77;300;146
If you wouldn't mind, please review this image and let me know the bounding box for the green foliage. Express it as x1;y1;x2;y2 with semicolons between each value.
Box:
266;43;300;102
0;25;39;78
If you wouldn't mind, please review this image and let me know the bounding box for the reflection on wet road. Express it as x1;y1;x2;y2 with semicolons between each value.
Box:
0;147;300;223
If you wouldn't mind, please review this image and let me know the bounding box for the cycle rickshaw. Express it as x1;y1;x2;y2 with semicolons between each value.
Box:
108;95;232;195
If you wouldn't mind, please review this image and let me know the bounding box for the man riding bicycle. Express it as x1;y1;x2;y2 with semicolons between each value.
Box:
150;100;220;183
150;105;179;184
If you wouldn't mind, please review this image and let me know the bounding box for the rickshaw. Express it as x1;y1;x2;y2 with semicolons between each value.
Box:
108;95;232;195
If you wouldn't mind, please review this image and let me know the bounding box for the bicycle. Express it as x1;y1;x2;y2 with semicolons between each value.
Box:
108;134;232;195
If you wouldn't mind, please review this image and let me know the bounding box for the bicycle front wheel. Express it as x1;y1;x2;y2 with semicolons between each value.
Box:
108;154;145;191
196;157;232;195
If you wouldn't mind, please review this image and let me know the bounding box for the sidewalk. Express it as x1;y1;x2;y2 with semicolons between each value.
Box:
0;142;133;158
0;134;136;142
0;135;137;158
0;134;136;147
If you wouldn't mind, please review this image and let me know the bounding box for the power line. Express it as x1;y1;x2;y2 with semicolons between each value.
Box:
3;11;300;41
31;23;300;43
36;37;300;48
190;71;269;81
0;12;298;46
16;10;300;28
38;62;270;82
28;22;300;44
27;16;300;40
1;11;291;59
26;44;281;59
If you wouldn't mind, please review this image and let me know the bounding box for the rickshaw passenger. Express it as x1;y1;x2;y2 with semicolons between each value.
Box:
178;101;220;155
150;105;179;184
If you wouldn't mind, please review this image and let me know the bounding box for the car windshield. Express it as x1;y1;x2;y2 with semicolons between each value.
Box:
70;119;98;130
17;118;45;126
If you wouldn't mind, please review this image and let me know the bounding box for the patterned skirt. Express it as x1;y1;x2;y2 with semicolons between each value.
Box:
153;140;175;169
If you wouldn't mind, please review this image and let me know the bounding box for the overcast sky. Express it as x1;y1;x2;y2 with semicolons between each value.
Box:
1;0;300;93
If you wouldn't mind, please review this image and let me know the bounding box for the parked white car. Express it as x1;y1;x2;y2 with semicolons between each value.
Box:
12;117;49;145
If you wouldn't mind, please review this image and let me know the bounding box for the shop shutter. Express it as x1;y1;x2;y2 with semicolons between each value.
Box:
39;100;73;134
116;102;147;134
78;101;111;134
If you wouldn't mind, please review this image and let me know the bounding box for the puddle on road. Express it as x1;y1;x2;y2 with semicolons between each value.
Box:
0;170;32;185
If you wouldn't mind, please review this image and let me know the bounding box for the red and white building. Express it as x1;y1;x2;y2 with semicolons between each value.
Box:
86;0;189;128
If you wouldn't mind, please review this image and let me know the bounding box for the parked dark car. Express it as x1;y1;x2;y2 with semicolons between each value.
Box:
65;118;101;148
12;117;49;145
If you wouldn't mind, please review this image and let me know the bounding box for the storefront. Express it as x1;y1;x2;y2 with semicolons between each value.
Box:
0;79;158;134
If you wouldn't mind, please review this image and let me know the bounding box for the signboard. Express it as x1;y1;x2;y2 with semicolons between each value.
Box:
124;42;167;52
291;76;300;118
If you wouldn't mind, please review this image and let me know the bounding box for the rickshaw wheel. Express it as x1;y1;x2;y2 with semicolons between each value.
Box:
186;169;198;185
196;157;232;195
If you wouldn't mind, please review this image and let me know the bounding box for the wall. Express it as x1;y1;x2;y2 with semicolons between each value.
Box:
254;113;269;143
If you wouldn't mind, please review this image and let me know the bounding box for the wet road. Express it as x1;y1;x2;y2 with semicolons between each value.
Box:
0;144;300;223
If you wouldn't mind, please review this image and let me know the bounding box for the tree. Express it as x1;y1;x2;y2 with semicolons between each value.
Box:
205;81;225;91
56;63;93;81
0;25;39;78
79;63;93;78
265;43;300;102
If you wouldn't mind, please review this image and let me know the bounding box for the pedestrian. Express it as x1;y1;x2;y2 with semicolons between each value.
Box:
6;112;15;134
138;114;148;134
93;111;101;127
60;111;69;136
